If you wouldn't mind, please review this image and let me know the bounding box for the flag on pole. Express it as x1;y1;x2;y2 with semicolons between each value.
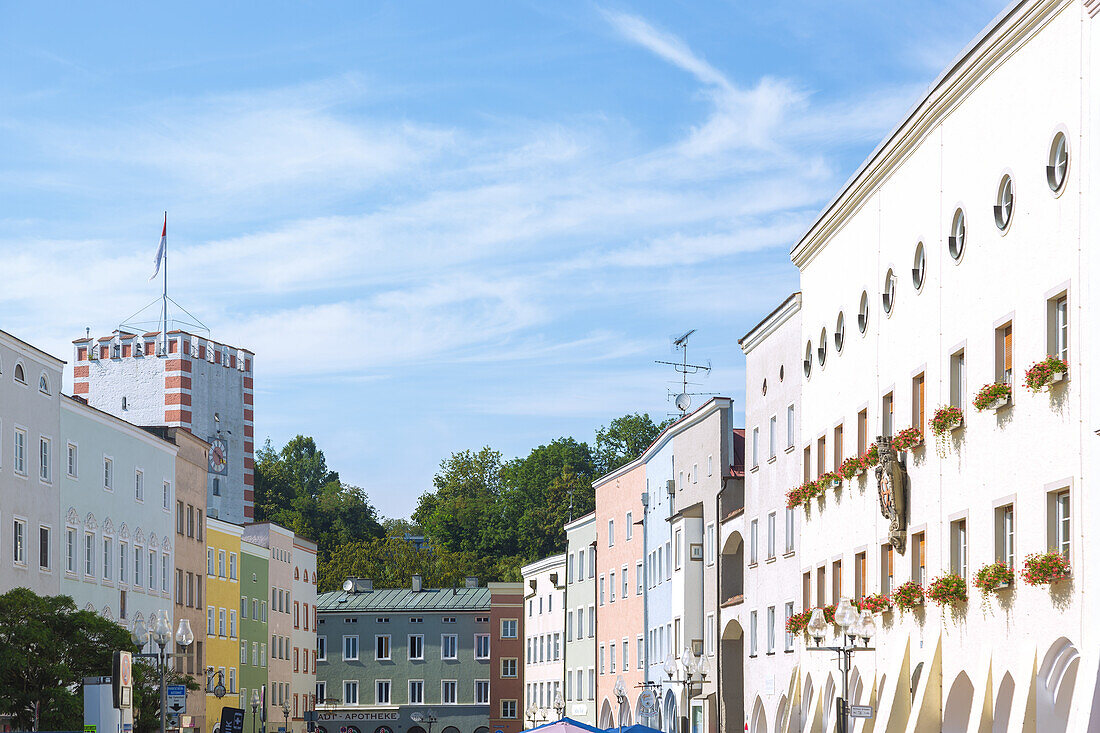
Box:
151;213;166;280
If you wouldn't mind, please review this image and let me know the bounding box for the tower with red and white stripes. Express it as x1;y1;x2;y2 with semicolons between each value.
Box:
72;330;256;522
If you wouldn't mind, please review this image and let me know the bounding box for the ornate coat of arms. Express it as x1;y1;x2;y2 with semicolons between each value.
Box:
874;436;907;552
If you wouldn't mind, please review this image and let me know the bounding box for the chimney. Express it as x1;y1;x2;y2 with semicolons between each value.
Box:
355;578;373;593
411;575;423;593
465;577;479;589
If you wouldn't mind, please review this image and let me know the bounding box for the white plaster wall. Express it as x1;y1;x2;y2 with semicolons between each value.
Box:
741;297;802;733
520;554;566;725
794;2;1095;730
292;540;318;726
563;515;597;725
0;332;63;596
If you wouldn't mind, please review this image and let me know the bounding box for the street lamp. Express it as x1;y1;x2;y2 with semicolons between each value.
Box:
131;611;193;733
410;710;436;733
613;676;628;733
806;599;876;733
524;705;537;729
662;649;708;732
250;690;260;733
553;691;565;721
281;701;290;733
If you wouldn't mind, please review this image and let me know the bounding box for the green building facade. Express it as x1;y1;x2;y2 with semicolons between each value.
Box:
240;539;270;733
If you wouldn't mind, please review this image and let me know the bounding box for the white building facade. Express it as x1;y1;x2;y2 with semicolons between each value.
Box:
0;330;64;596
737;293;802;733
789;1;1099;730
291;535;318;729
563;513;596;726
521;553;565;727
60;396;177;633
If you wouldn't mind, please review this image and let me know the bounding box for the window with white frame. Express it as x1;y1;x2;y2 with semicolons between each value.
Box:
375;634;391;660
67;444;77;477
13;519;27;565
39;438;50;482
84;532;95;576
608;519;614;547
316;681;327;705
408;634;424;660
705;612;715;656
501;619;517;638
750;519;758;564
785;508;795;554
995;504;1015;570
475;679;490;705
408;680;424;704
441;634;457;659
636;562;643;594
103;536;112;579
767;512;776;559
102;456;112;490
14;429;26;475
1051;489;1071;560
343;680;358;705
66;528;75;573
950;519;968;578
787;405;795;448
317;636;327;661
625;512;633;540
135;470;144;502
749;611;757;656
769;416;777;459
441;680;457;704
1049;292;1069;363
476;633;490;659
375;680;390;705
343;635;359;661
766;606;775;653
751;427;759;468
784;602;794;651
501;658;517;678
950;349;966;410
706;523;715;565
163;482;170;510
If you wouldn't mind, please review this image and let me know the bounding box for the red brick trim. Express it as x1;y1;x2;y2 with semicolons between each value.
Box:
165;359;192;373
73;382;89;395
74;365;89;378
164;393;191;406
165;375;192;390
164;409;192;423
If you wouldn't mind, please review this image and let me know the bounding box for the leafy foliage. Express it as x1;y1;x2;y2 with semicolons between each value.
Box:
1024;356;1068;392
973;382;1011;411
892;580;924;611
594;413;671;475
927;573;967;606
973;561;1013;596
1022;551;1071;585
858;593;892;613
891;427;922;452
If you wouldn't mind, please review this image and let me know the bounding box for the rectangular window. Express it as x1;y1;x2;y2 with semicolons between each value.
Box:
102;456;112;489
749;611;757;656
1051;489;1071;560
912;372;926;434
218;608;226;637
229;553;236;580
637;561;644;594
207;607;215;635
855;551;866;601
769;416;777;459
802;571;811;610
85;532;95;576
750;519;758;564
502;700;517;719
831;559;842;605
608;519;615;547
997;322;1014;385
996;504;1015;569
784;602;794;651
950;349;966;410
119;542;128;583
767;512;776;559
674;530;682;569
375;680;391;705
408;680;424;704
13;519;26;565
609;642;616;673
881;544;894;593
441;680;457;705
475;633;490;659
501;658;517;678
816;435;825;477
950;519;968;578
751;427;759;468
912;532;926;585
441;634;458;659
67;443;78;477
343;635;359;661
149;549;155;589
577;549;584;579
229;610;237;638
599;575;605;605
833;424;843;471
134;470;144;502
610;571;616;602
161;554;168;592
501;619;517;638
626;512;633;540
706;523;715;565
567;553;574;583
1049;293;1069;362
475;679;490;705
66;528;75;573
103;536;112;579
134;547;141;585
408;634;424;660
882;392;894;437
785;508;795;554
163;482;169;510
766;606;775;653
816;566;825;607
803;446;811;483
375;634;390;660
343;681;358;706
39;526;50;570
787;405;795;448
218;550;225;578
14;430;26;475
857;409;867;455
317;636;327;661
40;438;50;482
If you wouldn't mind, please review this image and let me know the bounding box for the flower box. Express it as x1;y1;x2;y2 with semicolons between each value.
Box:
974;382;1012;411
1024;356;1069;392
1022;551;1071;586
993;580;1012;591
928;573;968;607
1050;372;1065;384
974;561;1013;597
989;396;1010;410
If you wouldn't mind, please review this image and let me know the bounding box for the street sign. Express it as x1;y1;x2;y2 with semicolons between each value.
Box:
85;725;96;733
851;705;874;719
220;707;245;733
167;685;187;715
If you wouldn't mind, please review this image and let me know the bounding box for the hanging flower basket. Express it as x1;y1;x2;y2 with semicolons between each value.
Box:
858;593;892;614
857;443;879;473
929;405;963;458
838;455;862;481
973;561;1013;596
891;427;923;452
1024;356;1069;392
892;580;924;611
785;609;812;635
1021;551;1071;586
927;573;968;607
973;382;1011;411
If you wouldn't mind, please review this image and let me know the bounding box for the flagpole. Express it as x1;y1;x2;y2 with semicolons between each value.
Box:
162;211;168;356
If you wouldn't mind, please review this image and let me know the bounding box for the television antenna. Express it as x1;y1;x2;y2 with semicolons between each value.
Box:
655;329;717;415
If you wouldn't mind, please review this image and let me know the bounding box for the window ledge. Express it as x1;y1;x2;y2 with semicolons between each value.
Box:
767;456;777;464
765;652;776;656
750;465;760;473
747;562;758;569
748;654;758;659
784;649;795;654
765;556;777;564
785;445;796;454
783;551;796;559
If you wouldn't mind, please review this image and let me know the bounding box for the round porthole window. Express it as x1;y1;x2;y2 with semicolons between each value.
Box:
858;291;869;333
817;328;828;367
804;341;813;378
834;312;844;352
1048;131;1068;193
948;208;966;261
882;270;896;314
994;175;1014;231
912;242;925;290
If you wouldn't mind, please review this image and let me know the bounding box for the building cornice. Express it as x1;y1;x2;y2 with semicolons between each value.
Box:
1;329;66;367
62;396;179;456
563;512;596;532
520;553;566;578
791;0;1068;269
739;292;802;354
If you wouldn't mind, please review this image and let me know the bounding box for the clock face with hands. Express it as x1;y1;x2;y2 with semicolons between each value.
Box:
209;438;228;475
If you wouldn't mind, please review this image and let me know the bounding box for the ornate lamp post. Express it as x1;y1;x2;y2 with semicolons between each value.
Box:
613;676;628;733
662;649;709;732
553;691;565;721
131;611;193;733
524;705;537;729
410;710;436;733
281;701;290;733
806;599;876;733
250;690;260;733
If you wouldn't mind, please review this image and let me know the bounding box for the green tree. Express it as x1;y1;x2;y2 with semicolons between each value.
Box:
594;412;670;475
412;447;505;557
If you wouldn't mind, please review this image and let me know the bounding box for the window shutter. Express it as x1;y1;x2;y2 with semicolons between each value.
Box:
1004;326;1013;372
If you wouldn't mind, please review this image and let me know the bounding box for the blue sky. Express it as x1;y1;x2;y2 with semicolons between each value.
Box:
0;0;1005;518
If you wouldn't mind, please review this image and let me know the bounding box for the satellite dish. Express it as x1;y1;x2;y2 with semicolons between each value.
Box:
342;579;354;593
675;393;691;411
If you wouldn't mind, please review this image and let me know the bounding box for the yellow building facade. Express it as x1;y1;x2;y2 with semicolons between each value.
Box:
206;517;243;733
